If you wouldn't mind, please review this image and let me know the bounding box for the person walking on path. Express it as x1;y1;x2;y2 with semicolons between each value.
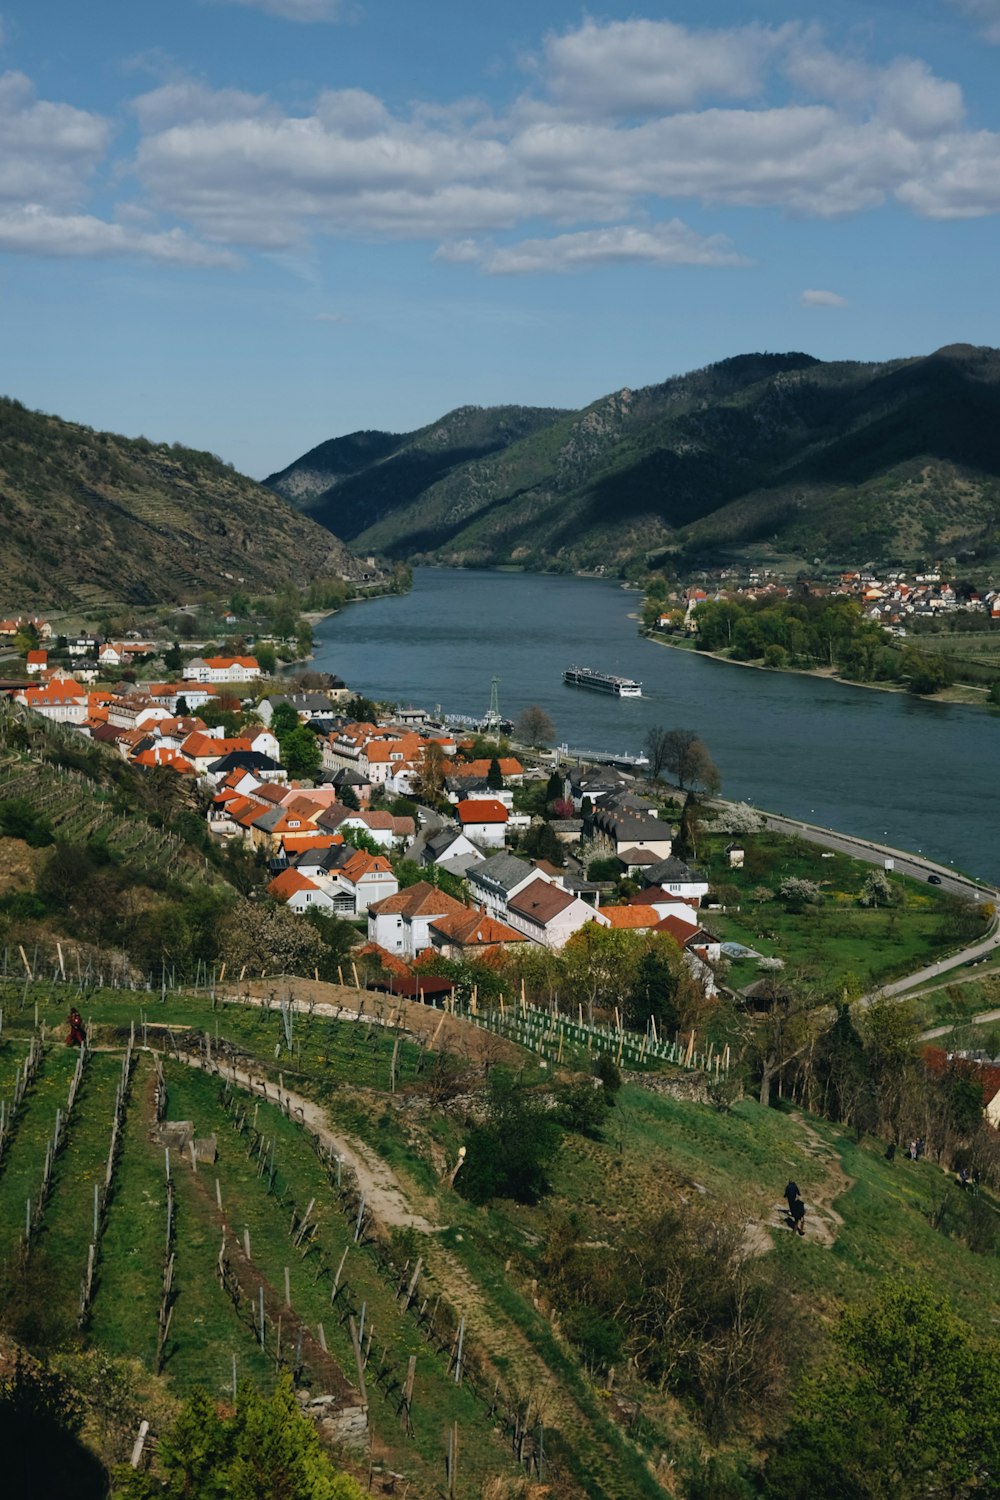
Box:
790;1195;806;1236
784;1180;800;1213
66;1008;85;1047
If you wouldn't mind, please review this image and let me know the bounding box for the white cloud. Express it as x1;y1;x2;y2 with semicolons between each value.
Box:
0;205;237;264
948;1;1000;43
0;70;110;207
439;221;750;275
801;288;848;306
540;18;787;117
210;0;348;20
124;18;1000;252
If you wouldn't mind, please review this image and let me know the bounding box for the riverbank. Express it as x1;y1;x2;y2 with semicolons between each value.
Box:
642;628;993;709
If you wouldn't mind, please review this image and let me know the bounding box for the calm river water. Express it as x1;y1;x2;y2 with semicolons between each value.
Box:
312;569;999;883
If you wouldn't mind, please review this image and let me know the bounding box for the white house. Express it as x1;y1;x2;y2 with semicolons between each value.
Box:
183;656;261;684
505;878;610;949
455;797;509;848
366;881;468;958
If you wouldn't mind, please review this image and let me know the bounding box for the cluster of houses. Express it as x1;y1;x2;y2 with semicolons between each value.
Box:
659;570;1000;635
2;632;720;988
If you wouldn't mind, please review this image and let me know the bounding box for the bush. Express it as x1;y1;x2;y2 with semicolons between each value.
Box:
458;1070;561;1205
0;797;53;847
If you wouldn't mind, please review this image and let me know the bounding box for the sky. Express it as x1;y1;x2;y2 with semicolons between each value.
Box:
3;0;1000;477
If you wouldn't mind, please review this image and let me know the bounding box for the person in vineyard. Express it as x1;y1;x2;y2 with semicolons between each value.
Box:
66;1008;85;1047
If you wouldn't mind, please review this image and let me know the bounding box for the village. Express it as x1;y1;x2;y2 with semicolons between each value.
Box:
0;618;722;994
658;565;1000;632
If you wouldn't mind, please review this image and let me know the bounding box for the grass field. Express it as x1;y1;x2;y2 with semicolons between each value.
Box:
698;830;969;990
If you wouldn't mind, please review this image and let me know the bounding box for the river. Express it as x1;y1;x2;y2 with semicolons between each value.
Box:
311;568;999;883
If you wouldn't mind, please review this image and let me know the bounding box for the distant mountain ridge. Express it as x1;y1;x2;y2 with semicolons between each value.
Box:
267;345;1000;572
0;399;371;608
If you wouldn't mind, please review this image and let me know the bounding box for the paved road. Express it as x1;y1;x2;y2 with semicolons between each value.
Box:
754;809;1000;998
405;804;450;865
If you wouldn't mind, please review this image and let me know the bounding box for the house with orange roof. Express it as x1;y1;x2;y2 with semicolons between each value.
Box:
367;880;468;958
133;747;196;774
325;849;398;915
355;942;413;980
450;756;524;784
601;905;661;933
427;909;526;959
183;656;261;684
145;682;214;712
626;887;699;925
318;806;415;851
14;679;88;724
106;695;175;731
456;797;509;848
266;868;336;914
25;649;47;674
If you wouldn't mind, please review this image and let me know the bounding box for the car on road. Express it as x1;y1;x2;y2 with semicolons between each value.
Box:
927;874;943;885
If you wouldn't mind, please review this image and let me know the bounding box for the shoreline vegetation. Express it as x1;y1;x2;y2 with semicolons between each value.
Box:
642;627;993;708
638;583;1000;710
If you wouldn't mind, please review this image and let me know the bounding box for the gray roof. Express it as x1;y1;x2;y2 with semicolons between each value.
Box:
424;826;465;857
467;850;534;895
644;855;702;885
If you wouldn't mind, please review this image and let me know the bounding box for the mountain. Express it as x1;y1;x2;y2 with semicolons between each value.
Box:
267;345;1000;572
0;398;371;608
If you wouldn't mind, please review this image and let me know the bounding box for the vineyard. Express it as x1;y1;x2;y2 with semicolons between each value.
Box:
0;702;211;883
0;976;675;1499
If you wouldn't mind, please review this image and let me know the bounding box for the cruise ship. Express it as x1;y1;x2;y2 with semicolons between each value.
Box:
563;665;642;698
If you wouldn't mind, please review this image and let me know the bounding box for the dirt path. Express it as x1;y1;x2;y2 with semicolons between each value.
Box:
764;1114;852;1250
173;1049;440;1233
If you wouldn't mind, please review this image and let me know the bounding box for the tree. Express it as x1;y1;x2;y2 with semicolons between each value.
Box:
514;704;555;748
415;741;447;806
626;947;681;1031
858;870;899;908
280;726;322;780
117;1375;364;1500
659;729;720;793
763;1282;1000;1499
458;1069;562;1205
344;694;379;723
339;783;360;811
520;820;565;866
644;725;673;780
0;1357;107;1500
163;640;183;673
487;757;504;790
270;702;300;739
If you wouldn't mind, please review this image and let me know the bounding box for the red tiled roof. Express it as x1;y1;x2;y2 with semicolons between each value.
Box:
429;910;525;947
368;881;467;920
653;915;698;944
267;869;319;900
456;798;508;824
602;905;660;929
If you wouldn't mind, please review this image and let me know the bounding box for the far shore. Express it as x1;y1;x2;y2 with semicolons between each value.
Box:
642;628;993;710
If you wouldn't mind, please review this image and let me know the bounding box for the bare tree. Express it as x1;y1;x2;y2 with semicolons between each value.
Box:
660;729;721;794
514;704;555;748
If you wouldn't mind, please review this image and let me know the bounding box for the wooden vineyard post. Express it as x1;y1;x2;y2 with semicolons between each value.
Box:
400;1354;416;1432
446;1422;459;1500
348;1316;368;1408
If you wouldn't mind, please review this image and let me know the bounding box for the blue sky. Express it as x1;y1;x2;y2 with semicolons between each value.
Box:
3;0;1000;476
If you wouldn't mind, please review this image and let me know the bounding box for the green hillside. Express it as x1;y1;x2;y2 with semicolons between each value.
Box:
267;345;1000;573
0;398;370;609
2;971;999;1498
